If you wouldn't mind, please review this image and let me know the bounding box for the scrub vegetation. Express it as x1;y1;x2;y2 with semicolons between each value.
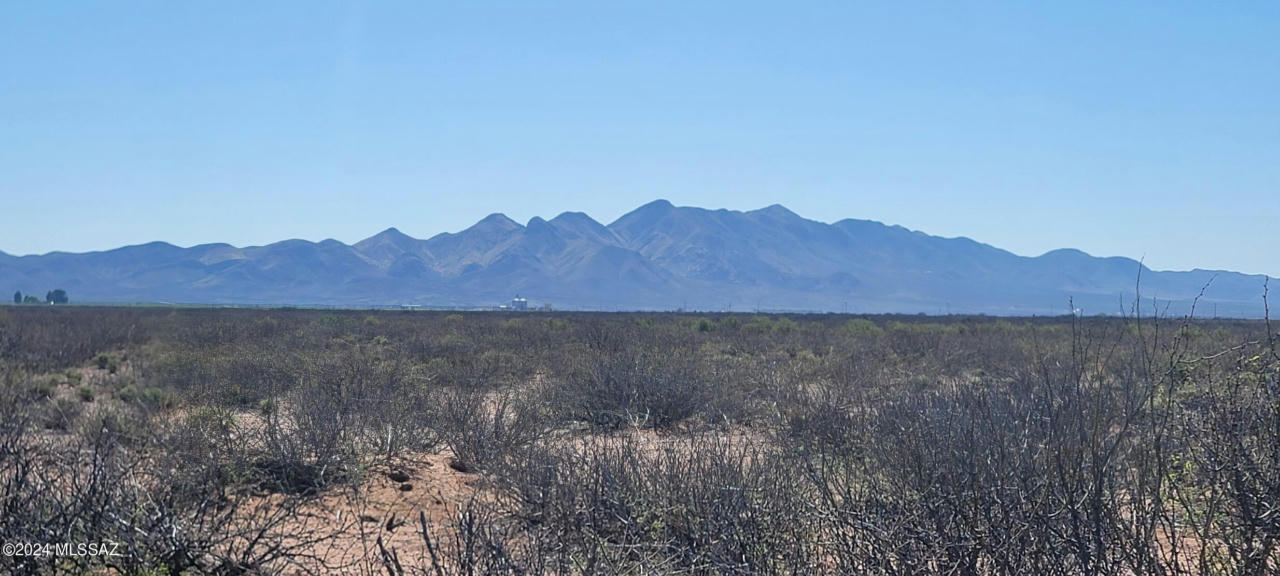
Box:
0;304;1276;574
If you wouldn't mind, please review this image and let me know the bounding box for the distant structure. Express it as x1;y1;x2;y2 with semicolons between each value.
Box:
511;295;528;311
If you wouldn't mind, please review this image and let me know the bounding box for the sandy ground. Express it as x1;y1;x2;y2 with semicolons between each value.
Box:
279;449;491;574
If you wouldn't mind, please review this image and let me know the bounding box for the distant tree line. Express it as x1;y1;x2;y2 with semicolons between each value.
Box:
11;289;68;305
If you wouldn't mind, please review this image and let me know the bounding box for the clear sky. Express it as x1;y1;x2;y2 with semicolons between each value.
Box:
2;2;1277;275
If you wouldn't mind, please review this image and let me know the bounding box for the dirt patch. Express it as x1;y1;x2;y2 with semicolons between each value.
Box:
279;450;490;574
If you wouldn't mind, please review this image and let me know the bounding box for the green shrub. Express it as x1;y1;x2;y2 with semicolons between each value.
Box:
841;318;884;339
139;386;175;410
116;384;174;410
94;353;120;374
27;377;56;400
117;384;136;402
39;397;81;430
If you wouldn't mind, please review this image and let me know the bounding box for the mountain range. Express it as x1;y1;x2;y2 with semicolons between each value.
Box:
0;200;1271;316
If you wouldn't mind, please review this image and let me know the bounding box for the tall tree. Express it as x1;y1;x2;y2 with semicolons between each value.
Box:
46;289;68;304
12;290;19;304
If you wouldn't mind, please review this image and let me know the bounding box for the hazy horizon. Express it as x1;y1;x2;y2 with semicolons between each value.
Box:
4;3;1278;276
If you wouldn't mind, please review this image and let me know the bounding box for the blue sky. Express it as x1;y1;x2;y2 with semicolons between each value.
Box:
2;2;1277;275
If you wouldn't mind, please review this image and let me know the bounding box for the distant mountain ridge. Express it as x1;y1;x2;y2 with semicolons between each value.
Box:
0;200;1271;316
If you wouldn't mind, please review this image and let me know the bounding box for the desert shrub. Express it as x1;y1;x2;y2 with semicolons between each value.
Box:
117;383;139;403
36;396;82;430
352;356;441;461
152;406;245;503
740;315;799;335
92;351;123;374
117;384;175;411
242;347;437;492
141;345;297;407
26;376;56;400
778;381;865;458
1177;351;1280;574
437;387;549;473
67;405;344;575
0;307;142;372
550;350;711;430
77;406;151;448
251;358;362;494
440;433;817;575
4;304;1278;574
138;386;175;410
840;317;884;340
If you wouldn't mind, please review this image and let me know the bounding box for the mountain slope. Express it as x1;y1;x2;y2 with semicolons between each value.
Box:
0;201;1270;315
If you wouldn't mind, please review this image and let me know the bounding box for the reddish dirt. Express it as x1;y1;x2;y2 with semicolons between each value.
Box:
283;450;490;574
